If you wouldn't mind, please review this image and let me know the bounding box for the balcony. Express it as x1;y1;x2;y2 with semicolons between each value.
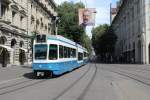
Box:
11;4;19;11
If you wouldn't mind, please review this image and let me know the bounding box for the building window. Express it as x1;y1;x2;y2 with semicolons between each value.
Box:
12;11;16;24
11;39;17;48
36;19;40;29
0;36;7;45
31;15;35;24
48;23;51;33
45;25;47;30
19;41;24;47
1;4;6;19
41;22;43;28
20;16;24;28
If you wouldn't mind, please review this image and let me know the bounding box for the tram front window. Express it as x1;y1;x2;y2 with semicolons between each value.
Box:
49;44;58;60
34;44;47;60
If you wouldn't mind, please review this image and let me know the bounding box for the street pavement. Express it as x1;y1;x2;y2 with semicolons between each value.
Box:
0;63;150;100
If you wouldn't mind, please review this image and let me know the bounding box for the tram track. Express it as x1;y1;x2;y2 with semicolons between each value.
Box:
0;79;32;90
77;64;97;100
52;64;92;100
0;78;48;95
99;65;150;87
53;63;97;100
0;79;47;95
0;64;92;96
0;63;96;98
107;64;150;72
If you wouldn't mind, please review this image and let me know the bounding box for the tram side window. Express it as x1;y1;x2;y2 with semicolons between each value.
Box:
84;52;87;57
70;48;73;58
73;49;76;58
78;52;83;61
49;44;58;60
67;47;71;58
84;52;86;57
64;46;67;58
59;45;64;58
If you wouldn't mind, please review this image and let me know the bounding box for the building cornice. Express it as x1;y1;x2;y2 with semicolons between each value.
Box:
0;19;30;38
33;0;56;17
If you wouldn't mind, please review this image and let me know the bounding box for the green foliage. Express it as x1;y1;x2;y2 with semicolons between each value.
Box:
57;1;92;53
57;1;85;43
81;32;92;53
92;24;117;62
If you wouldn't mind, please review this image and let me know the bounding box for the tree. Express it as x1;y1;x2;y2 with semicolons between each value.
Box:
92;24;117;62
57;1;92;53
81;32;92;53
92;24;109;54
57;2;85;43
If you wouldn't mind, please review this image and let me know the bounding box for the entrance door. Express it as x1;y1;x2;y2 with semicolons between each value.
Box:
0;48;9;67
19;49;26;65
138;41;142;63
149;44;150;63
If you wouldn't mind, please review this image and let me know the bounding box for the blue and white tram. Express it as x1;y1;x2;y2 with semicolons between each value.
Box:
32;34;88;76
83;48;89;65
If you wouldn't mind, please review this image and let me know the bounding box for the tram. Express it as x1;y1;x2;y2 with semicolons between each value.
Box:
32;34;89;77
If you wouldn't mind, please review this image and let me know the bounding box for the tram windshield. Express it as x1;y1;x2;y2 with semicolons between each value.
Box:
34;44;47;60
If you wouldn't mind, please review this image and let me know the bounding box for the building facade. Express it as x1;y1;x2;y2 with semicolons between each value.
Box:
111;0;150;64
0;0;57;67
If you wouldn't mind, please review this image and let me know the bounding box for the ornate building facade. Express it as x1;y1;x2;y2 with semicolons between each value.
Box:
111;0;150;64
0;0;57;67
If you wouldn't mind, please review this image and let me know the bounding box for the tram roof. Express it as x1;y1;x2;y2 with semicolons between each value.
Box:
48;35;79;45
46;35;87;51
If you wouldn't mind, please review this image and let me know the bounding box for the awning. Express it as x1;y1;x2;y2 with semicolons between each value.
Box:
0;45;13;51
20;48;28;52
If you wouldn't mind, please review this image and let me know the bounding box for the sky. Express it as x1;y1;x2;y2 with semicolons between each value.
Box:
55;0;118;38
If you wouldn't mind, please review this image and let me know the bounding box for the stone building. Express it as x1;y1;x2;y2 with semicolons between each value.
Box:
111;0;150;64
0;0;57;67
110;8;117;23
27;0;58;63
28;0;57;36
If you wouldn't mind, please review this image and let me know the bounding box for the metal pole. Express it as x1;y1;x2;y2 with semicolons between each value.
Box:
0;0;2;18
110;3;112;24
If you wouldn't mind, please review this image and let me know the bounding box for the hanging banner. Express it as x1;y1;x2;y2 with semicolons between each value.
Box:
79;8;96;26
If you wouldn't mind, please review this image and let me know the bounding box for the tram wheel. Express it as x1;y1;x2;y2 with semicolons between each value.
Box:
44;71;53;78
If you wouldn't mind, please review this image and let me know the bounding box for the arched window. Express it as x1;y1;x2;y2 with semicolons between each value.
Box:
19;41;24;47
11;39;17;48
0;36;7;44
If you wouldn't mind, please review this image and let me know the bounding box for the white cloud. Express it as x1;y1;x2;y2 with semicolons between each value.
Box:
55;0;69;5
